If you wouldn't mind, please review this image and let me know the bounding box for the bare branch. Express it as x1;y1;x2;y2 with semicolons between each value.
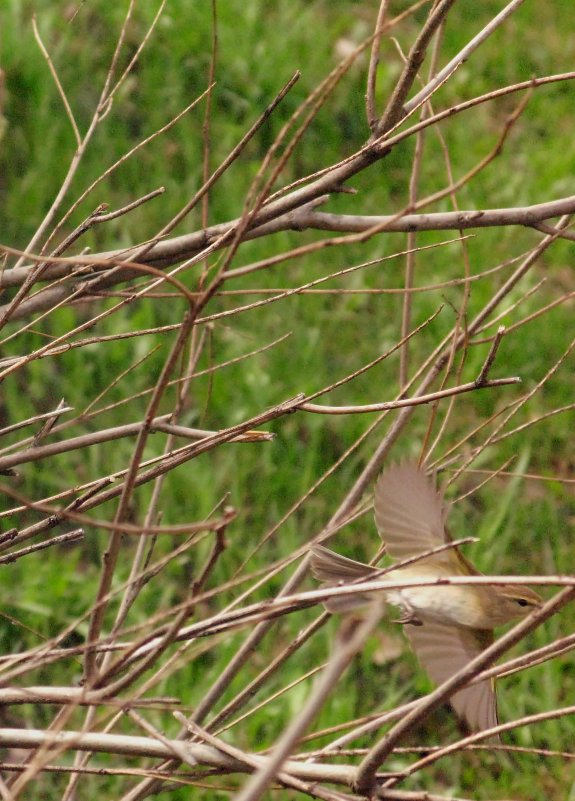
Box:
300;376;520;415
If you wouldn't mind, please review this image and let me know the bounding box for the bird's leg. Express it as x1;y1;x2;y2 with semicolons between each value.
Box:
393;610;423;626
391;599;423;626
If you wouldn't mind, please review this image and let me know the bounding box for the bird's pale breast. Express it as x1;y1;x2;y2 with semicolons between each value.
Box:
385;566;491;629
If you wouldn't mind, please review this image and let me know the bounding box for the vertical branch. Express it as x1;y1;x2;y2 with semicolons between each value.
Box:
399;20;444;389
374;0;457;137
83;307;196;681
366;0;391;132
199;0;218;290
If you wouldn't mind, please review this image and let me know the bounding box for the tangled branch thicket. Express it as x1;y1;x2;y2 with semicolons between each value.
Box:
0;1;574;799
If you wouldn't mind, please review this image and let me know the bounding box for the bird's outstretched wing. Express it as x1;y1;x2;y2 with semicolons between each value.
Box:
404;621;498;734
374;461;448;562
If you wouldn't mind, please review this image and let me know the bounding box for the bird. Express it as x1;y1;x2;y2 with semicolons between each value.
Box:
310;460;542;733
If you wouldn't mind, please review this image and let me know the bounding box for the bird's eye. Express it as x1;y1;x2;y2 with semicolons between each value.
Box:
516;598;529;607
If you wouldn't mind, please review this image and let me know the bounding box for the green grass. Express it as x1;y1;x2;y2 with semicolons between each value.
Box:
0;1;574;799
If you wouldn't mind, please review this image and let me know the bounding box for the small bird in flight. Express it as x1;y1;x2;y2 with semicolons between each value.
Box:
310;461;542;733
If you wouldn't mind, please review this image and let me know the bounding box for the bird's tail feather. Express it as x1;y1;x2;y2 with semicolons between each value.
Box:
310;544;379;613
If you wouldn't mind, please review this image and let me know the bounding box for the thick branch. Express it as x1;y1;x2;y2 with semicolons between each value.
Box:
0;416;271;474
2;194;573;294
0;727;481;801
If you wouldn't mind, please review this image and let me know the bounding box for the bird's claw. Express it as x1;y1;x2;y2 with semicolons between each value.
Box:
393;610;423;626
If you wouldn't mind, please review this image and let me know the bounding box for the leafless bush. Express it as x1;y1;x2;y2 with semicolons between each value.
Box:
0;1;573;799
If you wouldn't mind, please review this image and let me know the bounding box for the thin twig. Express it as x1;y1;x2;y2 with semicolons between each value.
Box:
366;1;391;130
300;376;520;415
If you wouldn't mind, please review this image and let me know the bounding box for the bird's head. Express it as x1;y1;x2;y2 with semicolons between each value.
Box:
485;584;543;626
